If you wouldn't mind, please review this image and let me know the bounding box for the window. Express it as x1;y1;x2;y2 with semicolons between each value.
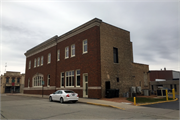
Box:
113;47;118;63
41;56;43;66
34;58;37;68
83;39;88;54
48;53;51;64
57;49;60;61
61;72;64;87
71;44;75;57
65;47;69;59
17;78;20;84
47;75;50;86
33;75;43;87
170;84;172;89
6;77;9;83
76;70;80;87
66;71;74;86
116;77;119;82
29;61;31;69
28;78;30;87
174;84;177;92
37;57;40;67
152;85;154;91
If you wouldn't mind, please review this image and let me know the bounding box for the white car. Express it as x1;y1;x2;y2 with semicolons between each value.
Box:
49;90;79;103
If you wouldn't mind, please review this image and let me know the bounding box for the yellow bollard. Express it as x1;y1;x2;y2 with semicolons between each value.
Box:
134;97;136;105
172;88;175;99
166;89;168;101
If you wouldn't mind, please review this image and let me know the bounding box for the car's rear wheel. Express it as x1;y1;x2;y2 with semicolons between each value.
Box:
60;97;64;103
49;96;53;102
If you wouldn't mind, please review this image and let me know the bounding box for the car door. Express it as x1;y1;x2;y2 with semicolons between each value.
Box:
53;91;59;101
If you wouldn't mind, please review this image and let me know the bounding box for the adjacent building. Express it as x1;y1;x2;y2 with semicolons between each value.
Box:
0;71;25;93
24;18;150;98
150;68;180;93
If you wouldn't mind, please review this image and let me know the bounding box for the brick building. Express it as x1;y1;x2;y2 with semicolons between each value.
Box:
24;18;150;98
149;68;179;93
0;71;25;93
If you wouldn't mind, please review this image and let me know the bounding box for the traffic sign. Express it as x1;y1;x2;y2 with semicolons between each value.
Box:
42;81;44;85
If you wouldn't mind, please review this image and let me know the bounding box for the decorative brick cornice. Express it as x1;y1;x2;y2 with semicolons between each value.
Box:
24;35;58;58
24;18;102;58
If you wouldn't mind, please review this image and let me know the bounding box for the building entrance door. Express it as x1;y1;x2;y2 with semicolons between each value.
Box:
83;73;88;98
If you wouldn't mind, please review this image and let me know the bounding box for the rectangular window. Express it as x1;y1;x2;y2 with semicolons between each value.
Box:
65;47;69;59
29;61;31;69
17;78;20;84
37;57;40;67
61;72;64;87
41;56;43;66
152;85;154;91
71;44;75;57
116;77;119;82
174;84;177;92
170;84;172;89
83;39;88;54
57;49;60;61
34;58;37;67
47;75;50;86
76;70;80;87
48;53;51;64
65;71;74;87
6;77;9;83
113;47;118;63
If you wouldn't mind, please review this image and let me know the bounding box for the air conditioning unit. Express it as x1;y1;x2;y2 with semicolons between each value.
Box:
131;86;136;93
136;86;141;94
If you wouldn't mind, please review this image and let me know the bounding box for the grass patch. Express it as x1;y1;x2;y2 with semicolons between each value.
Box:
126;97;173;103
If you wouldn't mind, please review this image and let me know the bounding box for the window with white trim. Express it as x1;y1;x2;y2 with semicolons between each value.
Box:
61;72;64;87
29;61;31;69
34;58;36;68
48;53;51;64
83;39;88;54
41;56;43;66
37;57;40;67
57;49;60;61
65;47;69;59
47;75;50;86
71;44;75;57
76;70;80;87
66;71;74;86
33;75;43;87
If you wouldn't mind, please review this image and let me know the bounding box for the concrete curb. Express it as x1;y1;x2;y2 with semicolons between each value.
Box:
136;98;178;106
86;102;125;110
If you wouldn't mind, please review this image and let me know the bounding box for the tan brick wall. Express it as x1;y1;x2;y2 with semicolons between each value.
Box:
100;22;135;97
132;63;150;90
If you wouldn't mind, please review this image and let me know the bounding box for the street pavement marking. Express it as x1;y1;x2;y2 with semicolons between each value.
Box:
136;98;178;106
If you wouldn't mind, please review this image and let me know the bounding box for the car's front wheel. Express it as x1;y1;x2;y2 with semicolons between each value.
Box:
60;97;64;103
49;96;53;102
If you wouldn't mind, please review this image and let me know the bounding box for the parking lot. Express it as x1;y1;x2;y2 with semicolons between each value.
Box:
1;94;179;119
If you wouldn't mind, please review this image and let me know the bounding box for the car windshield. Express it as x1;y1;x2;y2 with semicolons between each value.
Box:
64;91;74;93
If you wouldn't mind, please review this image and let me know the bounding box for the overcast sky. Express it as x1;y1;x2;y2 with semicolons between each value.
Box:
0;0;179;74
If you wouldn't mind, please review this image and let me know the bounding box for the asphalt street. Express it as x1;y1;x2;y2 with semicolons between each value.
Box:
143;94;179;110
1;95;179;119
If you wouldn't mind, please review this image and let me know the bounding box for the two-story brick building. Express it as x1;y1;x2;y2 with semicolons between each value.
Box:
0;71;25;93
24;18;150;98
